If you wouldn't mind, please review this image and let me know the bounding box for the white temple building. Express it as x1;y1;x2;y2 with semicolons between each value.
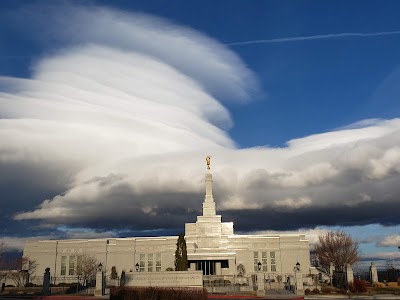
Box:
23;166;311;283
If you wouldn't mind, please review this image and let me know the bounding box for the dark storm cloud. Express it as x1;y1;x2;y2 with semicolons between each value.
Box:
222;199;400;232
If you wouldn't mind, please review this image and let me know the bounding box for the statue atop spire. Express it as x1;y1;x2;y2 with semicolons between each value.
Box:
206;155;212;170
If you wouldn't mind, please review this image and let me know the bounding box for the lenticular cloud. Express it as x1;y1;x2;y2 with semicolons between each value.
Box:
0;4;256;226
2;5;400;233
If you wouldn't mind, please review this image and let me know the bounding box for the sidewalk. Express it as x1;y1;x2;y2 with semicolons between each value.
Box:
305;294;400;299
209;296;304;300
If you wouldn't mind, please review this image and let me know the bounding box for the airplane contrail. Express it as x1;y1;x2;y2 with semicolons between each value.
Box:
226;30;400;46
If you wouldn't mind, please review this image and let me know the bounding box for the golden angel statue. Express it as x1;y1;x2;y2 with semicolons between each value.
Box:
205;156;211;170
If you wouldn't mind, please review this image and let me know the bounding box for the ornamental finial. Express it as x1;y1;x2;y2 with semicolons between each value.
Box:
205;156;212;170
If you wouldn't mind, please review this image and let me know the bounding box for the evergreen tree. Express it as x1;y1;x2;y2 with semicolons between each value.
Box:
174;232;188;271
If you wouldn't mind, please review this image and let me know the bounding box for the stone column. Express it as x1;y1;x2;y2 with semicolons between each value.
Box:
329;262;335;286
189;262;196;271
203;173;216;216
370;262;378;284
256;273;265;296
346;263;354;285
42;267;51;295
229;259;236;275
94;264;105;296
295;270;304;295
215;262;222;275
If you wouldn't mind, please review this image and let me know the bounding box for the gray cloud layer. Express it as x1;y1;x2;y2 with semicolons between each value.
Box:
1;4;400;241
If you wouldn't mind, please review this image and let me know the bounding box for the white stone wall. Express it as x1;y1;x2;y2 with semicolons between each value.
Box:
24;232;310;282
24;236;177;280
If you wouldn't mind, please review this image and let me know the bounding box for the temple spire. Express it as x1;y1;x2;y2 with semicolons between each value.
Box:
202;156;216;216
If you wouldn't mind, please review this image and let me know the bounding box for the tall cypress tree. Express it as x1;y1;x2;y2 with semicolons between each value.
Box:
174;232;188;271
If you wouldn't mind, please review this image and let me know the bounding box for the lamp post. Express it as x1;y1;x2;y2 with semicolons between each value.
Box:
294;262;300;294
135;263;140;272
105;240;109;278
256;261;264;295
98;262;103;287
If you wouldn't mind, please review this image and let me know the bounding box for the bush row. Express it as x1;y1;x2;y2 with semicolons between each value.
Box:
110;287;208;300
348;279;367;293
304;288;321;295
305;279;368;295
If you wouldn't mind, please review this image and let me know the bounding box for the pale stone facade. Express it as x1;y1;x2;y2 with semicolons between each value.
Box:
23;170;311;284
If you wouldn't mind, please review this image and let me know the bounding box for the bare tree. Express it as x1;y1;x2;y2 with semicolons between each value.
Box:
76;253;100;287
8;270;24;287
314;231;360;273
7;257;24;287
22;257;38;283
6;256;37;287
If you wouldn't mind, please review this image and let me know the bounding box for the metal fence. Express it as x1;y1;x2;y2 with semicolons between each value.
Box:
353;269;371;282
377;268;400;282
203;275;252;294
353;267;400;283
202;274;289;294
332;271;348;288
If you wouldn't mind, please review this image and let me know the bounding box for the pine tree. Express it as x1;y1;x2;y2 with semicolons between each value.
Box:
174;232;188;271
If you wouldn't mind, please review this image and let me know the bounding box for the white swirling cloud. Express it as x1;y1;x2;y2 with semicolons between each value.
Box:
1;4;400;233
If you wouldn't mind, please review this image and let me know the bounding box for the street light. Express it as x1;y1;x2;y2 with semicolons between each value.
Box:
258;261;262;271
135;263;140;272
293;262;300;294
295;262;300;271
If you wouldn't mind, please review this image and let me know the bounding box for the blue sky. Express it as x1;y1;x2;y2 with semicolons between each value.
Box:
1;0;400;267
2;1;400;147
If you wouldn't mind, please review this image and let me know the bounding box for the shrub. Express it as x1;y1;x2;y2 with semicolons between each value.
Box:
348;279;367;293
312;288;320;294
57;282;70;287
65;284;85;294
304;288;311;295
110;286;208;300
25;282;35;287
353;279;367;293
321;286;332;293
374;282;385;288
348;282;356;293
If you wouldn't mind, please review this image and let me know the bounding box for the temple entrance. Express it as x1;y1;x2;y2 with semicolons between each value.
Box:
190;260;229;275
196;261;215;275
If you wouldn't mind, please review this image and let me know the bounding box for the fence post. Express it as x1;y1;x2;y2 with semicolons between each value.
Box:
330;262;335;286
370;262;378;285
256;273;265;296
42;268;51;295
346;264;354;286
94;264;105;296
